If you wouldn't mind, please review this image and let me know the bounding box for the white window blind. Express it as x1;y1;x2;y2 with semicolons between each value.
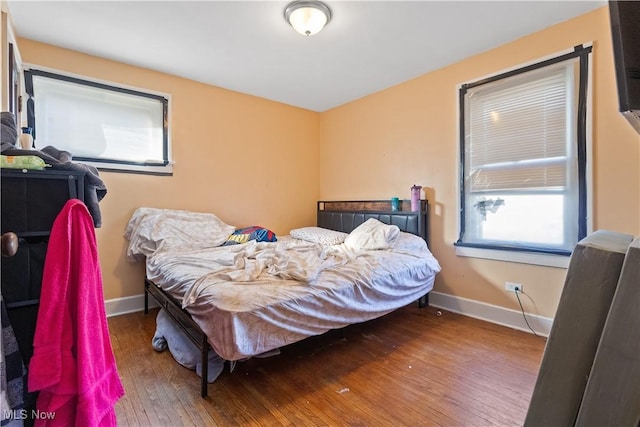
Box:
466;66;572;193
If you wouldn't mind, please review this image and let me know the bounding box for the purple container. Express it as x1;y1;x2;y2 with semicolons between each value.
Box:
411;185;422;211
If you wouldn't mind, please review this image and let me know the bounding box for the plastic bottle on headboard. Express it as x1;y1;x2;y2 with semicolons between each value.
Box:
411;185;422;211
391;197;400;212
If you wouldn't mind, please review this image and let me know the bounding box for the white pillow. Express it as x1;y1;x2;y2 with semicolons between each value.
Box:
125;208;235;259
344;218;400;251
290;227;348;245
392;231;427;252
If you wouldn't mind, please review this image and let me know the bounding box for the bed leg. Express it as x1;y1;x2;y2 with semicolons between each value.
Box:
201;336;209;398
144;286;149;314
418;293;429;308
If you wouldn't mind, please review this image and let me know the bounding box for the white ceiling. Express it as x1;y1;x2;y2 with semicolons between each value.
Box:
7;0;605;112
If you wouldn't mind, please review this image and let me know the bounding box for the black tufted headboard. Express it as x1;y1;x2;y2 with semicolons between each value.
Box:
317;200;428;242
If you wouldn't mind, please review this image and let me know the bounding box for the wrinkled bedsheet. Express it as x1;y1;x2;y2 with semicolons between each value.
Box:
125;208;441;361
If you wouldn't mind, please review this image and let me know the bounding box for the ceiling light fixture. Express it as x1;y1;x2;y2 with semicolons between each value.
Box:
284;1;332;37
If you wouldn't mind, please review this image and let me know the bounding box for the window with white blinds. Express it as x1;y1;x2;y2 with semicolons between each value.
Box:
457;46;591;255
24;69;171;174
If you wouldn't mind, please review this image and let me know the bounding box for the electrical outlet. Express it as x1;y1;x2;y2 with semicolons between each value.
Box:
505;282;523;293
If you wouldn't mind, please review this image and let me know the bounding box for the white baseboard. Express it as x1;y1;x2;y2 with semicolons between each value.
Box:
105;291;552;337
428;291;552;337
105;293;158;318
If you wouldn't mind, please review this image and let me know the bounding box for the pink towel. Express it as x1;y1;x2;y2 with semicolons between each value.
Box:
28;199;124;426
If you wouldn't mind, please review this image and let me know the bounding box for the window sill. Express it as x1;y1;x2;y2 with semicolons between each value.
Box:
82;160;173;176
455;245;570;269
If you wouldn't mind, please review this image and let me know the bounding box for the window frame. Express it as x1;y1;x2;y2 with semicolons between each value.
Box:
455;45;593;265
23;66;172;175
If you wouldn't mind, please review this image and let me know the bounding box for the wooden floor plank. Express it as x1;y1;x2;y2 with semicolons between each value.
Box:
110;305;544;426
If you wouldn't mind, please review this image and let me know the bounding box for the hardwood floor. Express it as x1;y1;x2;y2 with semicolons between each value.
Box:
109;305;545;426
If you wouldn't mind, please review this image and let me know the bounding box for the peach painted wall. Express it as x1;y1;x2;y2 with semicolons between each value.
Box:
319;6;640;319
17;38;321;301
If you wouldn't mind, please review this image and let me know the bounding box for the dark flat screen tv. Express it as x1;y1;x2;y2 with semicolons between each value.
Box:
609;0;640;134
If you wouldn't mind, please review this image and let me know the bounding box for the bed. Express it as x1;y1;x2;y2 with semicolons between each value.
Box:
124;200;441;397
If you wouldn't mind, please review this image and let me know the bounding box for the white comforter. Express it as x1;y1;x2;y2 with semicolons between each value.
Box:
154;238;353;309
